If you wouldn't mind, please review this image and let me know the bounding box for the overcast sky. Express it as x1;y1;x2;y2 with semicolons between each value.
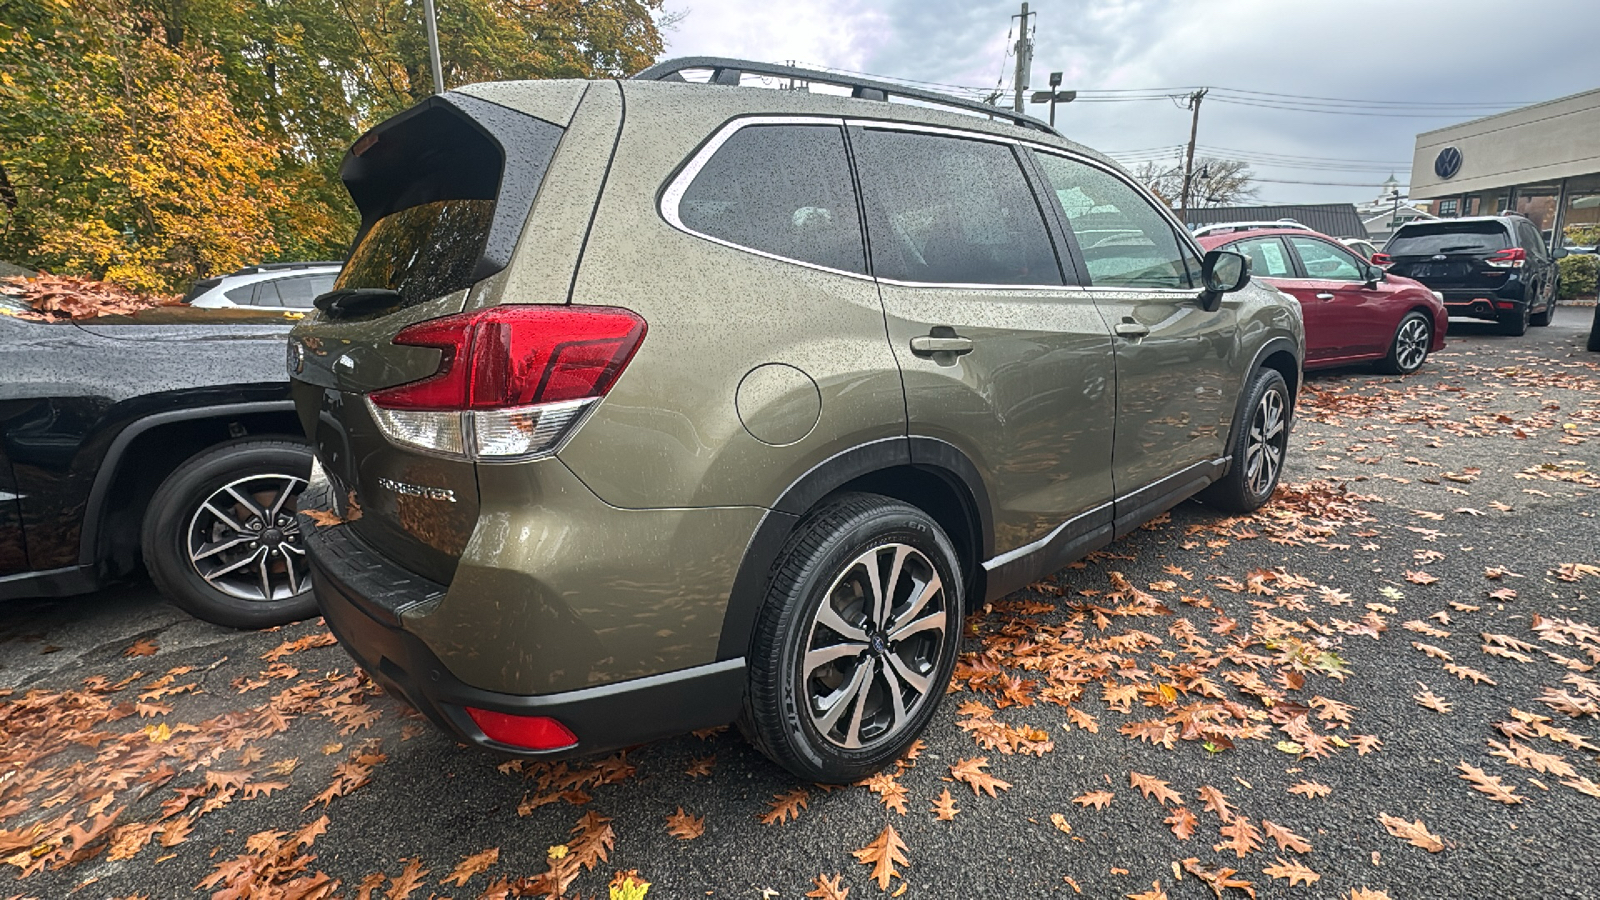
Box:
658;0;1600;207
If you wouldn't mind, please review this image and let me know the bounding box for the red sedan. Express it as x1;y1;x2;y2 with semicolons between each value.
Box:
1198;229;1448;375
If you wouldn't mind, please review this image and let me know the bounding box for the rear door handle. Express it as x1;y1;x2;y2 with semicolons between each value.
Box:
909;335;974;356
1314;292;1335;300
1114;322;1150;338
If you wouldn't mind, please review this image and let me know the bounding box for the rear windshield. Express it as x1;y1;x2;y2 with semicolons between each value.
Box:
336;200;496;304
1386;222;1509;256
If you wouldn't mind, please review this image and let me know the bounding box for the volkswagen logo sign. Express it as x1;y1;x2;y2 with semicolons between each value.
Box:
287;339;305;375
1434;146;1463;180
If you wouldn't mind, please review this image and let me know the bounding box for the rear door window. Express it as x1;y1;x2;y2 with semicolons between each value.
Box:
1287;236;1366;282
852;130;1061;286
676;123;866;274
273;274;327;308
1030;151;1193;289
1230;237;1295;277
1387;222;1510;256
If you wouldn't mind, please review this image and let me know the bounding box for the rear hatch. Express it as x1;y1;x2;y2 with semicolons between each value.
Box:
289;88;573;584
1384;221;1512;291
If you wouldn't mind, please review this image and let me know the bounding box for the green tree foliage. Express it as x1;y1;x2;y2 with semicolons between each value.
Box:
0;0;666;292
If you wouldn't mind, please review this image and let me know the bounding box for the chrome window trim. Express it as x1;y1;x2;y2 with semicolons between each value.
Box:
659;115;875;283
660;114;1207;292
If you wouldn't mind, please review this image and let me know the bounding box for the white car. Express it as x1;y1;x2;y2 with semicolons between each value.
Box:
1189;219;1314;239
184;263;341;311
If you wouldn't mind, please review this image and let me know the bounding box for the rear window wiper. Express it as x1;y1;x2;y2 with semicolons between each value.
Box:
1437;244;1489;252
313;287;402;317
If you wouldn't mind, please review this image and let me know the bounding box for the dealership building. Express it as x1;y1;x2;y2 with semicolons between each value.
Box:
1409;86;1600;249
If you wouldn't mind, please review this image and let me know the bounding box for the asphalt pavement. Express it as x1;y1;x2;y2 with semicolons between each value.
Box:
3;308;1597;900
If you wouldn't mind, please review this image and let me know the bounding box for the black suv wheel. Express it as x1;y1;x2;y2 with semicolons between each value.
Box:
741;493;962;783
141;438;316;629
1500;300;1531;336
1200;367;1291;514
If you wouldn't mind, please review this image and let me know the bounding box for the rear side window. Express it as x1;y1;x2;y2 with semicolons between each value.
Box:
677;124;866;274
1231;237;1294;277
225;283;262;305
1386;222;1510;256
1287;236;1365;282
1030;152;1192;289
853;130;1061;286
275;274;334;308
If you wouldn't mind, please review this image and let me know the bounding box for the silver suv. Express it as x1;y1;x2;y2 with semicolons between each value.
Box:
185;262;341;311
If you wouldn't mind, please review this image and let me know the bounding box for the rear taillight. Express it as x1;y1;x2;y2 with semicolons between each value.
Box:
1370;252;1392;266
367;305;645;461
1485;247;1526;268
464;707;578;750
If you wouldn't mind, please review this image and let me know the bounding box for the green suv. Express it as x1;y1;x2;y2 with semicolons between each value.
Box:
289;59;1304;782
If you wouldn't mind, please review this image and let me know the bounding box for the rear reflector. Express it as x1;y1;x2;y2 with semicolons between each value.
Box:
1495;301;1516;310
464;707;578;750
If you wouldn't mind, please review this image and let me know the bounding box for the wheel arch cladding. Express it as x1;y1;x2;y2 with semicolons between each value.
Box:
715;437;993;661
84;404;303;574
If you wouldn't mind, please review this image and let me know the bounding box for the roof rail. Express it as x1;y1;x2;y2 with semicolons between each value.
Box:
230;261;343;276
632;57;1060;137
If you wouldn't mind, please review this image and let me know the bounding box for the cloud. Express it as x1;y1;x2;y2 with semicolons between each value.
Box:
659;0;1600;204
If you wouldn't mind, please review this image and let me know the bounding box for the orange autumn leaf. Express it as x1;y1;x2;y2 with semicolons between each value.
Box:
759;788;810;825
1261;820;1312;854
442;848;499;887
665;808;704;841
1197;784;1236;821
948;757;1011;797
1129;771;1181;807
852;824;909;891
1164;806;1198;841
1073;790;1114;810
1214;817;1262;858
1126;881;1169;900
807;873;850;900
1287;781;1331;799
1377;813;1444;853
1262;857;1320;887
125;638;158;657
930;789;959;822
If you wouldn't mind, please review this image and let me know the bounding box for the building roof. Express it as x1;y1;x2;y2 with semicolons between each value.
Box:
1182;203;1370;240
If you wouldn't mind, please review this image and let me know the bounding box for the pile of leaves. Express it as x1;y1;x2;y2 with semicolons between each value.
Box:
1;274;180;321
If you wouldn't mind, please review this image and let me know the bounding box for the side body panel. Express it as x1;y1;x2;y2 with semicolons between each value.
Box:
1091;286;1238;495
0;313;295;577
558;85;909;510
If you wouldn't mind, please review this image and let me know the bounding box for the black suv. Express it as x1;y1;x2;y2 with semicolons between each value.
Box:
0;293;315;628
1380;215;1563;335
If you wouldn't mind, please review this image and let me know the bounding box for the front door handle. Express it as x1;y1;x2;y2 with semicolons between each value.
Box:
1314;292;1335;300
1114;322;1150;338
909;335;974;356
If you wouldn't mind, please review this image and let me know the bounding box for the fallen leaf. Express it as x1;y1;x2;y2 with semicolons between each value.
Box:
1073;791;1114;811
852;825;908;891
442;847;499;887
1129;771;1181;807
665;808;704;841
948;757;1011;798
931;789;959;822
125;639;158;658
1377;813;1444;852
807;873;850;900
1262;857;1320;887
758;788;809;826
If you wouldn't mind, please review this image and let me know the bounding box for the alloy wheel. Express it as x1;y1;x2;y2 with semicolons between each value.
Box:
1395;317;1430;372
186;473;309;602
802;543;949;750
1243;388;1287;498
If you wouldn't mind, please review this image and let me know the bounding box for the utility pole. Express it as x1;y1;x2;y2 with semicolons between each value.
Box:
1011;3;1034;114
1178;88;1207;220
422;0;445;95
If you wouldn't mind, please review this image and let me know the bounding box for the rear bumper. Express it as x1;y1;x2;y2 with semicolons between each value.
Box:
305;520;746;759
1439;284;1527;320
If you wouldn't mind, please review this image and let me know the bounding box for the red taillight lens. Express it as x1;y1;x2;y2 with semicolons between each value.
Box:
1485;247;1526;268
365;306;646;461
464;707;578;751
371;306;646;410
1370;252;1392;266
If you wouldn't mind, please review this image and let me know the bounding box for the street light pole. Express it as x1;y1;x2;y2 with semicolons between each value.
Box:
422;0;445;95
1030;72;1075;129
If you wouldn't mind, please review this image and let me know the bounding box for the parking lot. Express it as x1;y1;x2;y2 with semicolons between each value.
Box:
3;311;1597;900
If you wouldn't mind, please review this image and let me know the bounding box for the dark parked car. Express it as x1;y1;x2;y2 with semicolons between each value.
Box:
1377;215;1563;335
1589;303;1600;352
0;295;315;628
289;58;1303;781
1199;229;1447;375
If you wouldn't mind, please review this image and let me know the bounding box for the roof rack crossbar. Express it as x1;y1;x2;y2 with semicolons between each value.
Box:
632;57;1060;137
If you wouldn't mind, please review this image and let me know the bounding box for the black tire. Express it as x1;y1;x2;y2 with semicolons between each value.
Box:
1500;301;1530;336
141;437;316;629
1198;367;1291;514
1530;289;1555;327
740;492;963;783
1376;311;1432;375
